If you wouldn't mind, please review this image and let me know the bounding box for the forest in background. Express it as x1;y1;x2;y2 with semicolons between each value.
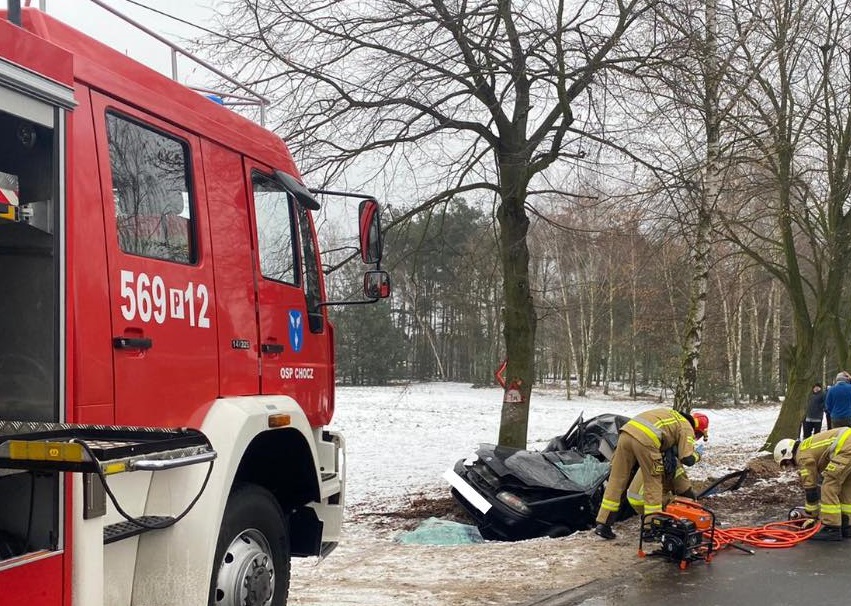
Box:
330;198;795;406
207;0;851;442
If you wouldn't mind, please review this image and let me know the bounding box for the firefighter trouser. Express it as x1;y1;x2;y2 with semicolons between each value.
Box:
627;467;690;516
820;449;851;527
596;432;664;525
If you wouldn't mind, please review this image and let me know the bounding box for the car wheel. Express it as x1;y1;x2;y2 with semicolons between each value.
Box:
209;484;290;606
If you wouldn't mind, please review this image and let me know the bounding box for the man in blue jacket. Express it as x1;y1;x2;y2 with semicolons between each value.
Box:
825;372;851;429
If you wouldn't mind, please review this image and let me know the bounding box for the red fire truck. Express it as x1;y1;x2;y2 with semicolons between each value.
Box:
0;4;390;605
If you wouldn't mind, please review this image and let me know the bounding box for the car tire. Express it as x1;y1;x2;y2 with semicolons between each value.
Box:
209;484;291;606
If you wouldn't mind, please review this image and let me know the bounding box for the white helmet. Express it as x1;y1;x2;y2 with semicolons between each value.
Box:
774;438;797;464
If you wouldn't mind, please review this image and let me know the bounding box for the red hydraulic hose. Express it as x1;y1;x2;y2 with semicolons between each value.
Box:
638;511;819;569
712;518;822;550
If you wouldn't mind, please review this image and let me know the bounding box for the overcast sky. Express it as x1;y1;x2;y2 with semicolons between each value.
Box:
3;0;218;82
2;0;398;236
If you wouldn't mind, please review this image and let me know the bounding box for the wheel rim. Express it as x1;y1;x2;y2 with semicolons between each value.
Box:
214;528;276;606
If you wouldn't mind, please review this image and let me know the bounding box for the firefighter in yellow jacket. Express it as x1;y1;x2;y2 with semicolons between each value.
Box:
594;408;705;539
774;426;851;541
627;412;708;514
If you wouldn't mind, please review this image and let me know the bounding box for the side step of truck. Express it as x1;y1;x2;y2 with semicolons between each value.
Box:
103;516;176;544
0;421;217;545
0;421;216;475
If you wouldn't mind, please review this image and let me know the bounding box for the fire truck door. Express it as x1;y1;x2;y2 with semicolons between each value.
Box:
0;59;73;604
92;94;218;427
245;161;332;426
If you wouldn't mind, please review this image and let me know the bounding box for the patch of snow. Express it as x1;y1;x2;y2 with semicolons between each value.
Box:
290;382;784;605
333;383;779;506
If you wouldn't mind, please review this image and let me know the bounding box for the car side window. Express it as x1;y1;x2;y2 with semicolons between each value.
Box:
252;172;298;285
106;112;195;263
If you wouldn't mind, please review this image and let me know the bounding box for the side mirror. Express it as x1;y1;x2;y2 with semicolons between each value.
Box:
358;199;383;264
363;270;391;299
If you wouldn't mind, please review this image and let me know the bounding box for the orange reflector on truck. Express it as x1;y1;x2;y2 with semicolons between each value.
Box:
268;414;291;428
0;202;16;221
9;440;85;463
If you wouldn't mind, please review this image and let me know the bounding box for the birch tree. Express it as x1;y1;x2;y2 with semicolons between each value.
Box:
717;0;851;446
670;0;723;413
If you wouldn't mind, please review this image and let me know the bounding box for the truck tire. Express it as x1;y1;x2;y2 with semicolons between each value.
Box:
209;484;291;606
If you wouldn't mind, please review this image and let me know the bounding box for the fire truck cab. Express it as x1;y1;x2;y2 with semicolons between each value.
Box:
0;6;387;606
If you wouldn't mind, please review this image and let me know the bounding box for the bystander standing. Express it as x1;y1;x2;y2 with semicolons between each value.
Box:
825;372;851;429
802;382;825;438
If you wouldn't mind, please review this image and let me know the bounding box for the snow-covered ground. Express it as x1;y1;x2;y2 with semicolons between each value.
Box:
333;382;778;507
289;382;783;605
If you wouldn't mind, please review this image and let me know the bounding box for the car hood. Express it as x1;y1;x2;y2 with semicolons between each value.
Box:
472;444;610;493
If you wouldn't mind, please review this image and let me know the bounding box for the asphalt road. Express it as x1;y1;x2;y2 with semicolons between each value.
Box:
526;539;850;606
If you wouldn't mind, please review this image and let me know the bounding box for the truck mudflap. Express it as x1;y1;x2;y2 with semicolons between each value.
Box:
291;428;350;562
0;420;216;475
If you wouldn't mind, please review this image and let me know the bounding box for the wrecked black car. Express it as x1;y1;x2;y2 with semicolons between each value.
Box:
446;413;629;541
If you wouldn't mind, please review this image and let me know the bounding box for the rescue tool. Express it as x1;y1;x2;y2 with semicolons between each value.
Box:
639;497;823;570
638;498;720;569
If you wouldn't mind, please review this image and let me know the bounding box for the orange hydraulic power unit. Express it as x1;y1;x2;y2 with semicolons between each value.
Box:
664;498;713;532
638;498;717;569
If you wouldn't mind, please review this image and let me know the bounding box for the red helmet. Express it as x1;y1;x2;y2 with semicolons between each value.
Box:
692;412;709;439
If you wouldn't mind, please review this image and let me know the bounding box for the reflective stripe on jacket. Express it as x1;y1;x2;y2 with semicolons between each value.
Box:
798;428;851;491
621;408;696;461
797;427;851;513
627;466;690;509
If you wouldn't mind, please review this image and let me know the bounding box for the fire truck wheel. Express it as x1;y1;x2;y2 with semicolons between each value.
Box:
209;483;291;606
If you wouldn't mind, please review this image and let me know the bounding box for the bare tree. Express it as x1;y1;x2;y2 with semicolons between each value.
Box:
208;0;657;447
669;0;722;413
597;0;750;413
715;256;745;405
716;0;851;446
746;278;775;402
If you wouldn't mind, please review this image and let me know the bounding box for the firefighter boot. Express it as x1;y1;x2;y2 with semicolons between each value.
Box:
842;515;851;539
811;524;843;542
594;523;616;540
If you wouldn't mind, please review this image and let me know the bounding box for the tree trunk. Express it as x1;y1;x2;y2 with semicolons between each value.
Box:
752;285;772;403
674;0;718;413
556;241;578;401
734;297;743;405
604;272;614;395
719;273;743;406
770;292;781;401
764;340;818;448
579;281;595;397
629;237;639;398
496;170;536;448
674;206;710;413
